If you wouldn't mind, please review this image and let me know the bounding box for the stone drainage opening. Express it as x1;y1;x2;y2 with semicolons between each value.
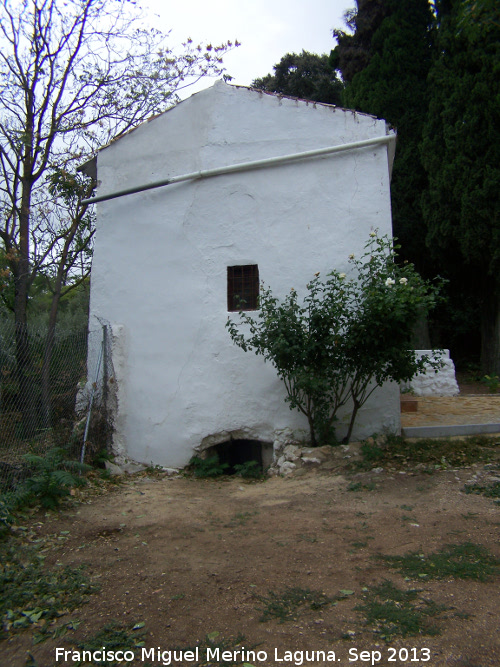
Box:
204;439;273;475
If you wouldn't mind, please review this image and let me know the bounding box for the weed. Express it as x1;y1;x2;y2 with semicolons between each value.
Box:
256;587;335;623
75;621;146;665
481;374;500;393
144;463;165;475
355;580;446;641
354;434;497;471
227;511;259;527
98;468;122;484
361;441;385;464
171;593;185;601
348;481;376;492
0;494;16;540
298;533;318;543
233;460;263;479
189;455;229;478
350;540;368;549
464;480;500;500
380;542;500;582
348;482;363;492
0;538;98;639
21;448;90;509
33;619;81;645
91;448;114;469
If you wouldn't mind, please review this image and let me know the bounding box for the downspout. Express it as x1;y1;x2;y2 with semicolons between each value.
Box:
82;134;396;206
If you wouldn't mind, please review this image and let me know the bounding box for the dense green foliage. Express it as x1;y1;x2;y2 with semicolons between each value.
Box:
189;455;229;478
421;0;500;372
252;51;344;105
332;0;434;275
327;0;500;371
227;234;442;446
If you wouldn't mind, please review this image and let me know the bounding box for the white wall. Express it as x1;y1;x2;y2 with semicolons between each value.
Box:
89;81;399;467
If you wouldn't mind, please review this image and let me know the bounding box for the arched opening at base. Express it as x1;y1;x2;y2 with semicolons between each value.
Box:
204;438;273;474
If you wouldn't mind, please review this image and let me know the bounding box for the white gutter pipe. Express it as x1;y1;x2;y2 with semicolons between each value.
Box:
82;134;396;206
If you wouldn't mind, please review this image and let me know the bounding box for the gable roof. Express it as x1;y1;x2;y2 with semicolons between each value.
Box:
79;81;396;203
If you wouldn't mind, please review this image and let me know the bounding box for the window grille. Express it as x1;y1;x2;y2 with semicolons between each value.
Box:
227;265;259;311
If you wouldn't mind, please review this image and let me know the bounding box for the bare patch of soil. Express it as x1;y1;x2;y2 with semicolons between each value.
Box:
3;457;500;667
457;375;496;396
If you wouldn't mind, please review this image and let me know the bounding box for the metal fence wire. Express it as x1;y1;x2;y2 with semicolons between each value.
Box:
0;322;114;492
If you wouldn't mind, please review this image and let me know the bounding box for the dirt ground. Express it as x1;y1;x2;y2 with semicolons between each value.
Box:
3;448;500;667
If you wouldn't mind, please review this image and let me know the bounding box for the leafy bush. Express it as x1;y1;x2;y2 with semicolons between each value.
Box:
233;460;263;479
482;374;500;393
189;455;229;478
227;233;443;445
0;496;16;540
19;448;90;510
360;439;385;464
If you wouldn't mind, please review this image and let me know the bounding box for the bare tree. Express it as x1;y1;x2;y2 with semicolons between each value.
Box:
0;0;237;434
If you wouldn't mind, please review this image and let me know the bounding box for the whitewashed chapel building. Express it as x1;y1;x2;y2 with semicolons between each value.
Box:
84;81;399;469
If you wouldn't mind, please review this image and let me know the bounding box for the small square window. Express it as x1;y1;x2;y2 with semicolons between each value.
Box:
227;265;259;311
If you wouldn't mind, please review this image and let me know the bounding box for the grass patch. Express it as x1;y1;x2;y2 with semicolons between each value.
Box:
256;587;337;623
354;435;498;471
227;511;259;527
347;481;376;492
380;542;500;582
26;629;252;667
355;580;446;641
464;480;500;501
0;537;98;640
73;621;147;665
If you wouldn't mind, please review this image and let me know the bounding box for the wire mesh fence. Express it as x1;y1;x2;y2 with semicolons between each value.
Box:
0;321;114;492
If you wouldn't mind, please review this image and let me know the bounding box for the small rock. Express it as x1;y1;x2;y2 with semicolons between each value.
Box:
105;461;124;476
121;462;146;474
163;468;180;476
302;457;322;464
283;444;301;461
279;461;296;475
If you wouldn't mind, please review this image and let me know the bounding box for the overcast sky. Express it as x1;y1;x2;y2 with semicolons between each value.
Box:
143;0;354;94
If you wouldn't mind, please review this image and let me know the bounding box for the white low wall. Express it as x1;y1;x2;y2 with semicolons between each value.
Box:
403;350;459;396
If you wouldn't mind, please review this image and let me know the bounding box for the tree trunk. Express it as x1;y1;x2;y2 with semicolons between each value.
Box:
14;180;38;438
343;397;361;445
480;284;500;376
40;287;62;429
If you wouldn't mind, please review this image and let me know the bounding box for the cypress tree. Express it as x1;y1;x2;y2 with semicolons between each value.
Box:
421;0;500;372
332;0;435;274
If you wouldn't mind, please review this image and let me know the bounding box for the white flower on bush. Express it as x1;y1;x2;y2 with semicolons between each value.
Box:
385;277;395;287
369;231;377;237
399;277;408;285
339;273;346;279
349;254;355;260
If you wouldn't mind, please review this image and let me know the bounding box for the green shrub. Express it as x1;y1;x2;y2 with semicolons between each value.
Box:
227;233;443;446
0;496;16;540
189;455;229;478
20;448;90;510
233;460;263;479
